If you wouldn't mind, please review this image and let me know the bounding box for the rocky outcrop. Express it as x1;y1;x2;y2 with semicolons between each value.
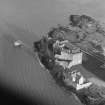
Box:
34;14;105;105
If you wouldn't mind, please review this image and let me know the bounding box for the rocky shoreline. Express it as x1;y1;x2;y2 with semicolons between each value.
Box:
34;14;105;105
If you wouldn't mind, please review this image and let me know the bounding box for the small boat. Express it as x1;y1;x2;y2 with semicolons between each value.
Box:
13;40;24;47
